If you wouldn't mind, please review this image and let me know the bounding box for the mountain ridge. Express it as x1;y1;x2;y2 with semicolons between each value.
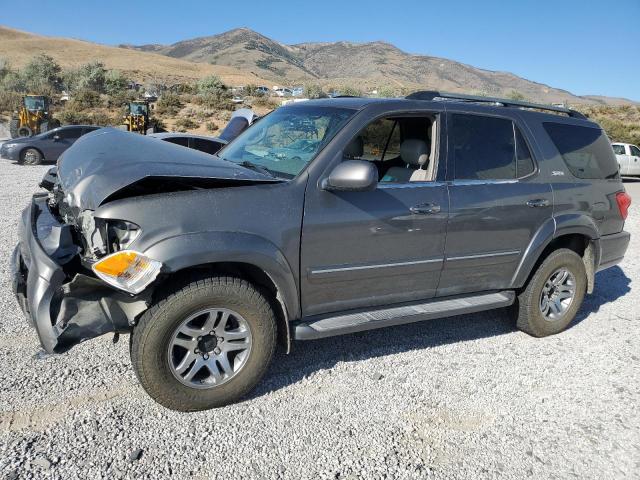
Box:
121;27;637;105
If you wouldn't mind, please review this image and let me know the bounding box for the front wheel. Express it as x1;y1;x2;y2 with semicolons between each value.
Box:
515;248;587;337
19;148;43;166
130;277;277;411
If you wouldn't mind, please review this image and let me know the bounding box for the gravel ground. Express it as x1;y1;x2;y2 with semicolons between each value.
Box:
0;162;638;480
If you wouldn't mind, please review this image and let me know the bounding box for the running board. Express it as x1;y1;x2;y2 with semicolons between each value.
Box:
294;291;515;340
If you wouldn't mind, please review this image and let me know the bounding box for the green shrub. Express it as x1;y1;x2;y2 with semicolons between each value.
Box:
340;85;364;97
205;121;218;132
0;89;21;112
506;90;527;101
58;107;93;125
68;89;102;109
174;117;199;131
22;54;63;92
74;62;107;93
303;83;326;99
252;96;278;109
155;92;183;116
197;75;226;95
104;70;129;96
105;89;137;108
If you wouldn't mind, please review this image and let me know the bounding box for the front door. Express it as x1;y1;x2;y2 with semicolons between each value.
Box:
300;114;449;317
47;127;83;160
437;112;553;296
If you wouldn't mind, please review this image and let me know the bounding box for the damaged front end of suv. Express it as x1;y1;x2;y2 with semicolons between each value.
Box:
11;127;283;353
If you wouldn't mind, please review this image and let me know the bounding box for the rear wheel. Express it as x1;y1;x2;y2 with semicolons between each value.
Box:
515;248;586;337
19;148;43;166
130;276;277;411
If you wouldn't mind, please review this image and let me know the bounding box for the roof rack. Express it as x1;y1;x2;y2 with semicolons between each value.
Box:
405;91;587;119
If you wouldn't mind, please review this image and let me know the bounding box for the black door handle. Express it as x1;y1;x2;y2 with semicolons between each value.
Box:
410;203;441;214
526;199;550;208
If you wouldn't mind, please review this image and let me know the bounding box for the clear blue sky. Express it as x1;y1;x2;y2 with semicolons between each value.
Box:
2;0;639;100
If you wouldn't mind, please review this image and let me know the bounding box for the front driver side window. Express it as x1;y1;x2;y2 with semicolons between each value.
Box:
345;116;436;183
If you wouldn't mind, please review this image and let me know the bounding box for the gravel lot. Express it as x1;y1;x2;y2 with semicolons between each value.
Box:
0;162;638;480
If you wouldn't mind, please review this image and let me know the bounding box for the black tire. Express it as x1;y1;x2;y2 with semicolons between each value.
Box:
17;125;33;137
50;118;61;129
9;118;19;138
130;276;277;411
515;248;586;337
19;148;43;166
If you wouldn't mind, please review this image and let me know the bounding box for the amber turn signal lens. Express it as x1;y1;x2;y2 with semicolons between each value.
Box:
92;251;162;294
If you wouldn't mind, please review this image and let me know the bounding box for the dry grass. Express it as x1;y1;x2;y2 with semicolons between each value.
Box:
0;26;271;86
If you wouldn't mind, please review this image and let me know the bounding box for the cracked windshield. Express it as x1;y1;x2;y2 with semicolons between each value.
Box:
220;106;354;179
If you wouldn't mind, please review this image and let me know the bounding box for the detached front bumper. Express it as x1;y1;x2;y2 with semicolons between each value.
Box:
11;194;148;353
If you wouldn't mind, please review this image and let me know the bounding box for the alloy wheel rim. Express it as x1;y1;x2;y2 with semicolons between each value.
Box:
167;308;252;389
539;268;576;321
24;150;38;165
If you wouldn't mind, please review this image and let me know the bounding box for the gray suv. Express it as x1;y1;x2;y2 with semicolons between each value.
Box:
12;92;631;411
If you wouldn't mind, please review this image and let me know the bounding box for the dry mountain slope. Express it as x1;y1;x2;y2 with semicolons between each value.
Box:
123;28;636;105
0;26;271;86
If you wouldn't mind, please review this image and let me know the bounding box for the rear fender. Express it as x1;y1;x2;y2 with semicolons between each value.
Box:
511;214;600;290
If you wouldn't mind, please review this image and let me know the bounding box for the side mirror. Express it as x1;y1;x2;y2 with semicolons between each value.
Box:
53;135;61;142
322;160;378;192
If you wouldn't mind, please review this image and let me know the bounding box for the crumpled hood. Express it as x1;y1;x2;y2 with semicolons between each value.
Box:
57;128;275;210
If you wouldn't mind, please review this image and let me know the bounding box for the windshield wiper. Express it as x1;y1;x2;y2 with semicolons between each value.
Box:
237;160;279;178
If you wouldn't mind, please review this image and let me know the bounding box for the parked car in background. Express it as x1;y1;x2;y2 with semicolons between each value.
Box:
256;86;271;96
291;86;304;97
149;109;259;155
274;87;293;97
0;125;100;165
613;142;640;176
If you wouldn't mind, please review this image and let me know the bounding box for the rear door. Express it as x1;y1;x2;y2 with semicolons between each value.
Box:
438;112;552;296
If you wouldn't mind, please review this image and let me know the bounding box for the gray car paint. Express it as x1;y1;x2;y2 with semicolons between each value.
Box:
0;125;98;162
12;97;631;354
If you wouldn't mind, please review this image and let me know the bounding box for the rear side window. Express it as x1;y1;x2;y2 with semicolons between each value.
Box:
58;128;83;140
164;137;189;147
451;114;534;180
631;145;640;157
543;123;619;179
193;138;222;155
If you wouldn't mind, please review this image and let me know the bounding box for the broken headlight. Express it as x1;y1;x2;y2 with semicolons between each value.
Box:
92;250;162;294
107;220;141;252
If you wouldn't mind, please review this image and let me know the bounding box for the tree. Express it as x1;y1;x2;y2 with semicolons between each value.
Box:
197;75;227;95
104;70;129;96
75;62;107;93
22;54;62;92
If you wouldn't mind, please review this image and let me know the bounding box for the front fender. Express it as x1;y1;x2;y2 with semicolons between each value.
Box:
144;231;300;320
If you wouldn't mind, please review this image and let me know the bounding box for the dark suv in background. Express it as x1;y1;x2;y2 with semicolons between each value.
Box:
12;92;631;411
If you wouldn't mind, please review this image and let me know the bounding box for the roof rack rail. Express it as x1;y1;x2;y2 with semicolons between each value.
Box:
405;91;587;119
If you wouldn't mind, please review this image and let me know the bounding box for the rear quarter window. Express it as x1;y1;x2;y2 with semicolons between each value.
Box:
543;122;619;179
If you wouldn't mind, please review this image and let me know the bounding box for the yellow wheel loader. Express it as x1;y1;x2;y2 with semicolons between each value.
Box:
9;95;60;138
121;101;161;135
